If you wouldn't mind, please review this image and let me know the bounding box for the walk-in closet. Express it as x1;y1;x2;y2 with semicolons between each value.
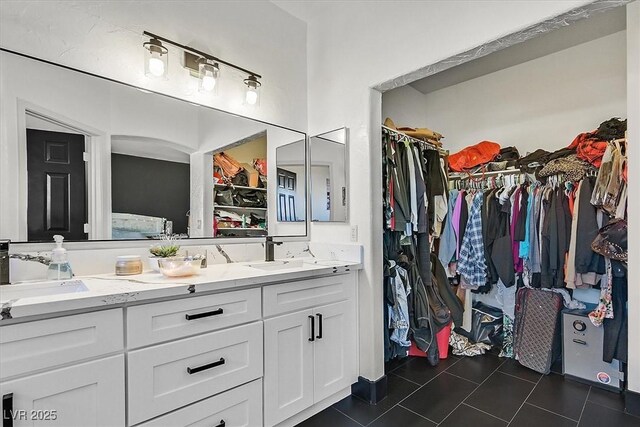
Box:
379;5;632;425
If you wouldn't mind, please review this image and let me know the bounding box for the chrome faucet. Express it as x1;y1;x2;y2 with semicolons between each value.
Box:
1;240;10;285
265;236;282;262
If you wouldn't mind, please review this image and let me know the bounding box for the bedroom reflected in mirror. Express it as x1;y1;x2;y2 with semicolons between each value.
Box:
309;128;348;222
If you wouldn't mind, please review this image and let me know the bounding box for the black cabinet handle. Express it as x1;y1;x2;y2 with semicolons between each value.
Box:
185;308;223;320
316;313;323;339
214;420;225;427
308;315;315;342
3;393;13;427
187;357;225;374
573;339;587;345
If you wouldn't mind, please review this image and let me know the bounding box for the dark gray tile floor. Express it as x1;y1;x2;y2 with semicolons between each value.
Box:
296;352;640;427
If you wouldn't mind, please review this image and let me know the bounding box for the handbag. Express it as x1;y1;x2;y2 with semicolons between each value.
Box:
591;218;627;262
214;189;234;206
233;189;267;208
214;152;242;178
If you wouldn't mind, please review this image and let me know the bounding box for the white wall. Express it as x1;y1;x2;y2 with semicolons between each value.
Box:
381;85;430;128
418;31;626;154
275;0;599;383
626;0;639;395
0;0;307;130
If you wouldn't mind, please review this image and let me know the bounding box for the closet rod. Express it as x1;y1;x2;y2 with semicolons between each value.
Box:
381;125;448;155
449;168;522;180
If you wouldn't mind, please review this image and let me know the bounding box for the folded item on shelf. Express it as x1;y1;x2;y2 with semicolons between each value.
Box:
595;117;627;141
448;141;501;172
384;117;443;144
214;152;243;178
538;154;591;181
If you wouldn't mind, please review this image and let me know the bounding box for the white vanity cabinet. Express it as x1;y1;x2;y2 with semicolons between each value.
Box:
263;273;357;427
0;310;126;427
0;269;359;427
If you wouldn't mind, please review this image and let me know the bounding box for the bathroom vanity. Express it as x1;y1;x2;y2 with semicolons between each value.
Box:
0;259;361;427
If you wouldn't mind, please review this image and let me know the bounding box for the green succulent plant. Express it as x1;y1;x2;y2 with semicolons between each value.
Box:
149;244;180;258
149;234;181;258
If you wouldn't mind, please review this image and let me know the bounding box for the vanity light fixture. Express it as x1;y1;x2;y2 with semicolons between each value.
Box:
143;37;168;78
142;31;262;105
244;75;261;106
198;59;219;93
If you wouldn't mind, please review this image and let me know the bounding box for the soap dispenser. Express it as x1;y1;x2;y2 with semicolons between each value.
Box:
47;235;74;280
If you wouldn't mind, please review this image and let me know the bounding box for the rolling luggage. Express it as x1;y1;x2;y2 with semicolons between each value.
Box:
514;288;563;374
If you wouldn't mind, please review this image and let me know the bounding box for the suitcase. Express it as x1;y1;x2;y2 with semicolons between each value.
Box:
514;288;563;374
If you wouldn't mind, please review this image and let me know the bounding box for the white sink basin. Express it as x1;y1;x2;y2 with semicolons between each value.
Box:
246;259;305;271
0;280;88;302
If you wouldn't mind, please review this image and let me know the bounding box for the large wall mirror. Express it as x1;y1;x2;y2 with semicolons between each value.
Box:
0;49;308;243
309;128;348;222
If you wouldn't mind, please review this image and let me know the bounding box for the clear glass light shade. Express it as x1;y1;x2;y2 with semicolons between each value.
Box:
144;39;168;78
244;77;260;106
198;62;219;93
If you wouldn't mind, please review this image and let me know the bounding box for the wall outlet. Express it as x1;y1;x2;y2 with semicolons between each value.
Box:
350;225;358;242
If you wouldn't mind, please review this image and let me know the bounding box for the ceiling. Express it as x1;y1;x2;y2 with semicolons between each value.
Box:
408;6;626;95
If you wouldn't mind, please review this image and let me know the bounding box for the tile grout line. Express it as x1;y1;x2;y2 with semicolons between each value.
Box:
332;406;366;427
397;403;441;425
462;402;511;423
388;372;424;386
436;357;508;425
576;387;591;425
496;369;540;384
525;402;582;422
443;371;481;385
506;367;544;426
587;399;640;420
364;370;448;426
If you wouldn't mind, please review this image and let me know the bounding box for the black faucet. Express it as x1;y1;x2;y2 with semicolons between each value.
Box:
1;240;10;285
265;236;283;262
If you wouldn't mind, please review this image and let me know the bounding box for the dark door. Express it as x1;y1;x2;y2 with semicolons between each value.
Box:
27;129;88;241
277;167;298;221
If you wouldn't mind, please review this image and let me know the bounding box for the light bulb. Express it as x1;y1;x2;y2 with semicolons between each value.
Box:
201;74;216;91
246;88;258;105
148;56;165;77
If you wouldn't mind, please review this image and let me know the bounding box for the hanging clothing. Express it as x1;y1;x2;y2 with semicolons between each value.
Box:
438;190;458;269
457;193;487;289
388;261;411;347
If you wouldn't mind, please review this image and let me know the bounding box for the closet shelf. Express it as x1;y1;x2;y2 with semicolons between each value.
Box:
217;227;267;232
214;183;267;192
214;205;267;211
382;125;449;155
449;168;523;179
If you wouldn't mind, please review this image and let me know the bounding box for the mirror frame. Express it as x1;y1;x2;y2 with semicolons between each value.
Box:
0;48;310;250
309;127;349;223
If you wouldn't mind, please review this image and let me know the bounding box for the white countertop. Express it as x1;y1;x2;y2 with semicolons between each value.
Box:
0;258;361;322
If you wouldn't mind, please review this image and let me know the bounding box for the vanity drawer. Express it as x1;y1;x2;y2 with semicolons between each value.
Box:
263;273;354;317
138;379;262;427
0;309;123;379
127;321;263;425
127;288;261;348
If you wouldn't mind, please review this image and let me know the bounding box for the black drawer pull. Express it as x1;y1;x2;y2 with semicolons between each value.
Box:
187;357;225;374
214;420;225;427
308;315;315;342
316;313;323;339
3;393;13;427
573;339;587;345
185;308;223;320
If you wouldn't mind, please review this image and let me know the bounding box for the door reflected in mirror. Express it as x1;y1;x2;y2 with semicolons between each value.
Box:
275;140;306;223
309;128;348;222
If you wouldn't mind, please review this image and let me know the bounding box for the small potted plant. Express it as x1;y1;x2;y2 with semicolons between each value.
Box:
148;235;180;272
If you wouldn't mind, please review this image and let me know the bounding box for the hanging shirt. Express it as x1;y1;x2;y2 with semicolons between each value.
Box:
406;143;418;234
438;190;458;271
457;192;487;289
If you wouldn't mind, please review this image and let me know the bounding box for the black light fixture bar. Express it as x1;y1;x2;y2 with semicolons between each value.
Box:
143;31;262;79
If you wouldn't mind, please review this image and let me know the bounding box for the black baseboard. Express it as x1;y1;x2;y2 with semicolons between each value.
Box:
351;375;388;404
625;389;640;416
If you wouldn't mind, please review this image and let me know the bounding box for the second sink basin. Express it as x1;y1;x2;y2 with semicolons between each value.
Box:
246;259;305;271
0;280;88;302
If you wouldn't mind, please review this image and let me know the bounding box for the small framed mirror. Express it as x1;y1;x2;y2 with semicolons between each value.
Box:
309;128;348;222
